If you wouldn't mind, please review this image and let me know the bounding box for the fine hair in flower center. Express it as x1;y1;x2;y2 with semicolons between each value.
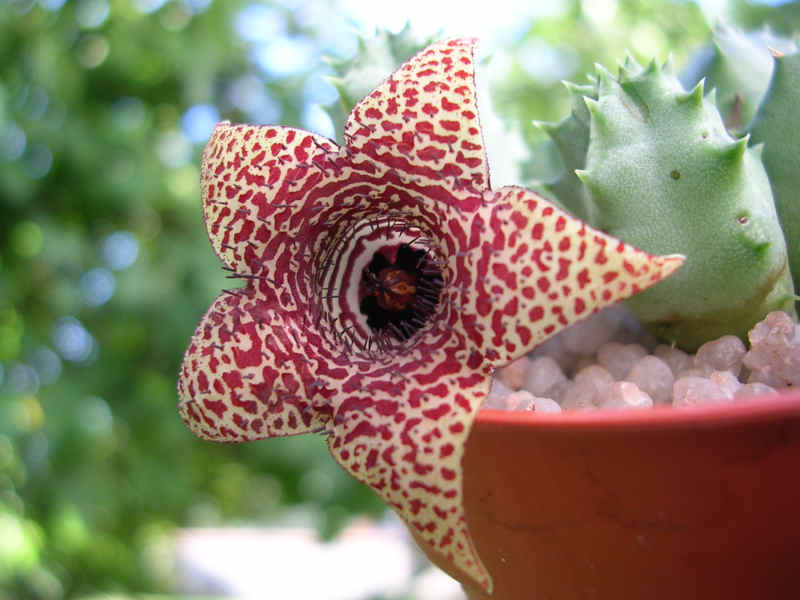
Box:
359;243;443;341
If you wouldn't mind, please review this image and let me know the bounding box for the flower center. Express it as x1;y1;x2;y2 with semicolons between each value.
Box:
359;243;443;341
372;268;417;311
312;211;450;359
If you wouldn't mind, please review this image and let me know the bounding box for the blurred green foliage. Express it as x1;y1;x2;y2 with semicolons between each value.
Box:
0;0;795;598
1;2;383;598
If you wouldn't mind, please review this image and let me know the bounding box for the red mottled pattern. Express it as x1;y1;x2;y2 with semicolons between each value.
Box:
344;38;488;208
178;38;684;594
178;290;336;440
467;186;684;365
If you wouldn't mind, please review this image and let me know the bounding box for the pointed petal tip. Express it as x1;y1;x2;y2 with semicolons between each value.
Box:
177;388;264;445
656;253;686;278
441;36;479;50
343;34;488;188
176;367;226;443
639;252;685;287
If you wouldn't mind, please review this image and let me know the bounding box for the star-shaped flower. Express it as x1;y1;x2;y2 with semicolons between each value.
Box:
177;38;683;593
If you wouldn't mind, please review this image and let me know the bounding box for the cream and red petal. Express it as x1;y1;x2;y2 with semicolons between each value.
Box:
456;186;684;365
177;288;346;442
343;38;489;210
326;332;494;593
201;123;347;280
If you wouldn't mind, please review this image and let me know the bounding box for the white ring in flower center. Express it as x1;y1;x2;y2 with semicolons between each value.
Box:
315;213;443;359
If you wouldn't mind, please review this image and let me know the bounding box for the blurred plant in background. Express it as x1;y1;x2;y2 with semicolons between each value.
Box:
0;0;797;598
0;2;378;598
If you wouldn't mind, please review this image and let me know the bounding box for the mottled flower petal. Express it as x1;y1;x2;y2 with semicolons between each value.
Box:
326;336;493;592
201;124;343;278
344;38;488;210
462;186;685;365
178;290;336;441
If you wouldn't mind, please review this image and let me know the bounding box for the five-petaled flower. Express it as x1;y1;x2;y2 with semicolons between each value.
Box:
177;38;683;593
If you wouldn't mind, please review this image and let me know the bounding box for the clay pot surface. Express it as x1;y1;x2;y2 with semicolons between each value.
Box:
414;390;800;600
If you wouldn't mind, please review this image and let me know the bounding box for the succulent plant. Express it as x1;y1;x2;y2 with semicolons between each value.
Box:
680;25;797;132
537;57;796;350
748;48;800;298
534;79;597;223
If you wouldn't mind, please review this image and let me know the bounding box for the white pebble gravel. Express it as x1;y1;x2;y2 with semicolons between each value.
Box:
675;367;707;379
485;309;796;412
653;344;693;377
602;381;654;410
573;364;614;387
546;380;573;404
495;356;529;390
483;379;514;409
693;335;746;377
505;390;536;411
530;395;562;413
560;308;622;355
523;356;567;397
625;356;674;405
528;334;575;374
709;370;741;397
735;382;778;398
597;342;648;380
673;376;731;407
743;311;800;387
561;365;614;410
560;380;601;411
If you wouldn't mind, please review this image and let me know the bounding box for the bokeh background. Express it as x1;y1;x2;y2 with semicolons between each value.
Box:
1;0;798;598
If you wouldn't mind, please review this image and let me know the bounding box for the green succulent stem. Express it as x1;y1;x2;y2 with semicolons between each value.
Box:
576;57;795;350
748;50;800;298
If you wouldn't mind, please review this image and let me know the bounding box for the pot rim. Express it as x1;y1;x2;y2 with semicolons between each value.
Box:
476;388;800;431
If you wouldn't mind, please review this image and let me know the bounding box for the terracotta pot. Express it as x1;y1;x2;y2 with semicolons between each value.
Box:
412;390;800;599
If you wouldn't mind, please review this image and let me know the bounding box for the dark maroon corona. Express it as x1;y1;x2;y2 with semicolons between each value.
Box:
360;243;443;340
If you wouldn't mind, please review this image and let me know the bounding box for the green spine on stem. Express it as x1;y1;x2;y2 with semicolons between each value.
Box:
534;79;597;223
